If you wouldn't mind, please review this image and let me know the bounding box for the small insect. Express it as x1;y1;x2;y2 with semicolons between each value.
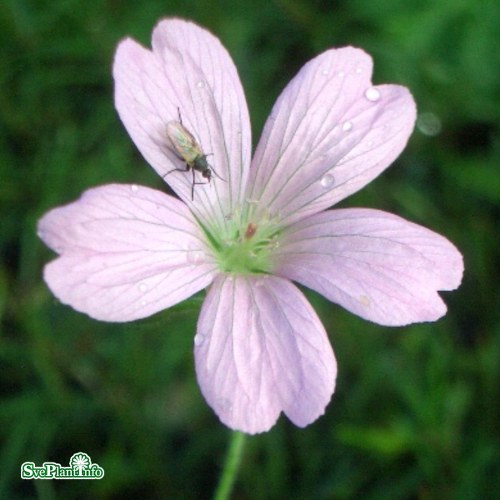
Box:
164;109;224;200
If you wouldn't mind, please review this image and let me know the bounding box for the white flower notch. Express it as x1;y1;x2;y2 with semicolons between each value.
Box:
37;18;464;434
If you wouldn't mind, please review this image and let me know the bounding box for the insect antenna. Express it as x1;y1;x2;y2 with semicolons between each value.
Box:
203;154;226;182
210;165;226;182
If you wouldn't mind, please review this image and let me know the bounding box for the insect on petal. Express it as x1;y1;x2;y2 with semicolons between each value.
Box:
113;19;252;227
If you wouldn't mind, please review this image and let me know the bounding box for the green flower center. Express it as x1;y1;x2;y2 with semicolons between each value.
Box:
203;211;282;275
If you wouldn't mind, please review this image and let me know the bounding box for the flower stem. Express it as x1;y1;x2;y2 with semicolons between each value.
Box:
213;431;246;500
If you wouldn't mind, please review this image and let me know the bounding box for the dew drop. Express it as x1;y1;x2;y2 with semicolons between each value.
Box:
416;112;442;137
337;71;345;78
141;299;147;307
321;68;329;76
355;67;363;74
187;249;204;265
131;184;139;193
196;81;204;88
254;275;269;288
218;398;232;411
138;283;148;293
364;87;380;102
359;295;371;307
194;333;205;346
320;173;334;188
245;197;260;205
342;121;353;132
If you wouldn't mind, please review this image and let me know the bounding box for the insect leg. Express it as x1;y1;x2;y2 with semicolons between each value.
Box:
191;171;211;200
192;180;210;200
191;168;196;200
177;107;182;125
163;165;190;180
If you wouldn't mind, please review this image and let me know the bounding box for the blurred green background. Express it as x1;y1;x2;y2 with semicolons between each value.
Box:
1;0;499;498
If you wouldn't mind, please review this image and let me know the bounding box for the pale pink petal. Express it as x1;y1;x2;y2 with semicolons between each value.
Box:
37;184;217;322
113;18;251;227
247;47;416;226
194;274;337;434
272;209;463;326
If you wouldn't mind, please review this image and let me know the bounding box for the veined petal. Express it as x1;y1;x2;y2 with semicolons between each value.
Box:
113;18;251;229
247;47;416;226
37;184;217;322
272;209;463;326
194;274;337;434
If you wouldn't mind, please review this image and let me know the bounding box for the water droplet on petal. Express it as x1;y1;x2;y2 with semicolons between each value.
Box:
138;283;148;293
141;299;147;307
355;67;363;74
364;87;380;102
131;184;139;193
245;197;260;205
187;248;204;265
218;398;232;411
255;275;271;288
321;68;329;76
359;295;371;307
196;81;204;88
320;174;334;188
194;333;205;346
337;71;345;78
342;121;353;132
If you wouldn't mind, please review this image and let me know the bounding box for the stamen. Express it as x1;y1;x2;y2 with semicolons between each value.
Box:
244;222;257;239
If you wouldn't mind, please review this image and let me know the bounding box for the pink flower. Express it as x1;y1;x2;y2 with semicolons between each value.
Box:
37;19;463;434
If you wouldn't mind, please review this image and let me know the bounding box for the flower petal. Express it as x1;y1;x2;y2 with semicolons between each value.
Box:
272;209;463;326
194;274;336;434
37;184;217;322
247;47;416;226
113;18;251;228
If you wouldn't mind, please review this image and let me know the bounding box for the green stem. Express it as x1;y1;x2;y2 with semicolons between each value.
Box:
213;431;246;500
